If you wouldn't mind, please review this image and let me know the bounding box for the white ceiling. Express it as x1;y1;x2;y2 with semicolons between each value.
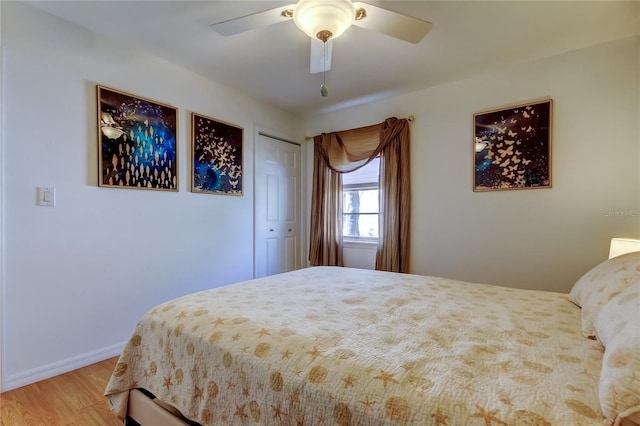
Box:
25;1;640;117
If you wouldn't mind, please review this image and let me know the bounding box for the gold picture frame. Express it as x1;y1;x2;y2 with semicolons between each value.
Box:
97;85;178;191
191;112;244;195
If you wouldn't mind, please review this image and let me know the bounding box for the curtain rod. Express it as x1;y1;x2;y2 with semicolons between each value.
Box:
258;132;301;146
304;115;415;141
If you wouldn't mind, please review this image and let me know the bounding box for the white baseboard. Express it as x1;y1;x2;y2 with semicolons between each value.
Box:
2;341;126;392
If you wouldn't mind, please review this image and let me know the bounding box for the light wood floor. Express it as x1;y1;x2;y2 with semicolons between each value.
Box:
0;357;123;426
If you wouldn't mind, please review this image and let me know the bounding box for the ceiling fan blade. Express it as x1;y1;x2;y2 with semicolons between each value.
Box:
352;2;432;44
310;38;333;74
210;4;296;36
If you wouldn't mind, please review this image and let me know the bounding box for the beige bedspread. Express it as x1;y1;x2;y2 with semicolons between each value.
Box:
105;266;606;425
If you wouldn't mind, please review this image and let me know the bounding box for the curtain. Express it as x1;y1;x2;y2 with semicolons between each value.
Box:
308;136;344;267
308;117;411;272
375;118;411;272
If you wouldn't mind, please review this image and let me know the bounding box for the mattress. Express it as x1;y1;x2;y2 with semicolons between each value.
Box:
105;266;606;425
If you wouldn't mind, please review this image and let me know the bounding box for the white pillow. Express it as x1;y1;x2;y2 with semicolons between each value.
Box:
595;282;640;425
568;252;640;338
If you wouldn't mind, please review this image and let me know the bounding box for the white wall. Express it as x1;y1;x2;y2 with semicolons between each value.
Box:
306;37;640;292
0;2;303;390
342;242;377;269
0;2;4;393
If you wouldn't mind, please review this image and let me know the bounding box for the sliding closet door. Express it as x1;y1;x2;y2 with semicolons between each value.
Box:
254;133;302;278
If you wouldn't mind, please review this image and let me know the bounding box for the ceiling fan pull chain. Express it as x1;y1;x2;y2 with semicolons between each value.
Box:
321;41;329;98
320;83;329;98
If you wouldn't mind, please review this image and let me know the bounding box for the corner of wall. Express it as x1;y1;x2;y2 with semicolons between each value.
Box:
0;38;5;392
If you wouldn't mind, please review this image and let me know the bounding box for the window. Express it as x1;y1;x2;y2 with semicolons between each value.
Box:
342;157;379;241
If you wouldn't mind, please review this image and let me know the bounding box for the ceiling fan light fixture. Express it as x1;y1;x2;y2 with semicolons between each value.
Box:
293;0;356;42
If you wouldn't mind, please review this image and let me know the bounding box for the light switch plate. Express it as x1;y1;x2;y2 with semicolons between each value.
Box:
37;187;56;207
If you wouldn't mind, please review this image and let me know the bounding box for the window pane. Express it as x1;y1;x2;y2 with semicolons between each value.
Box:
342;157;379;240
343;189;378;238
343;189;378;213
343;214;379;238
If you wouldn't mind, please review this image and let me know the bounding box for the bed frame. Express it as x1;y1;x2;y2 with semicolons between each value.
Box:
125;389;196;426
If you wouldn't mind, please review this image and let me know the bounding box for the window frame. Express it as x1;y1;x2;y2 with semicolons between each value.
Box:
342;181;380;244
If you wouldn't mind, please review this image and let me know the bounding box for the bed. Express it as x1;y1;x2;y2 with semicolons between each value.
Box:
105;253;640;425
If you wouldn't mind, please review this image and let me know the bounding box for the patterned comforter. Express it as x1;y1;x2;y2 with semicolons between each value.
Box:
105;266;606;425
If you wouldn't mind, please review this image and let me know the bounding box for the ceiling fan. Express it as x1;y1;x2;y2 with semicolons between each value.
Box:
210;0;433;75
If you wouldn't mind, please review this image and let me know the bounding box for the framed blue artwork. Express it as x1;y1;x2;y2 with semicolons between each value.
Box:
191;112;244;196
97;85;178;191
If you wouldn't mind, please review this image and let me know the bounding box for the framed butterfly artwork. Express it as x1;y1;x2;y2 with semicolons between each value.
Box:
473;98;552;192
191;112;244;195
